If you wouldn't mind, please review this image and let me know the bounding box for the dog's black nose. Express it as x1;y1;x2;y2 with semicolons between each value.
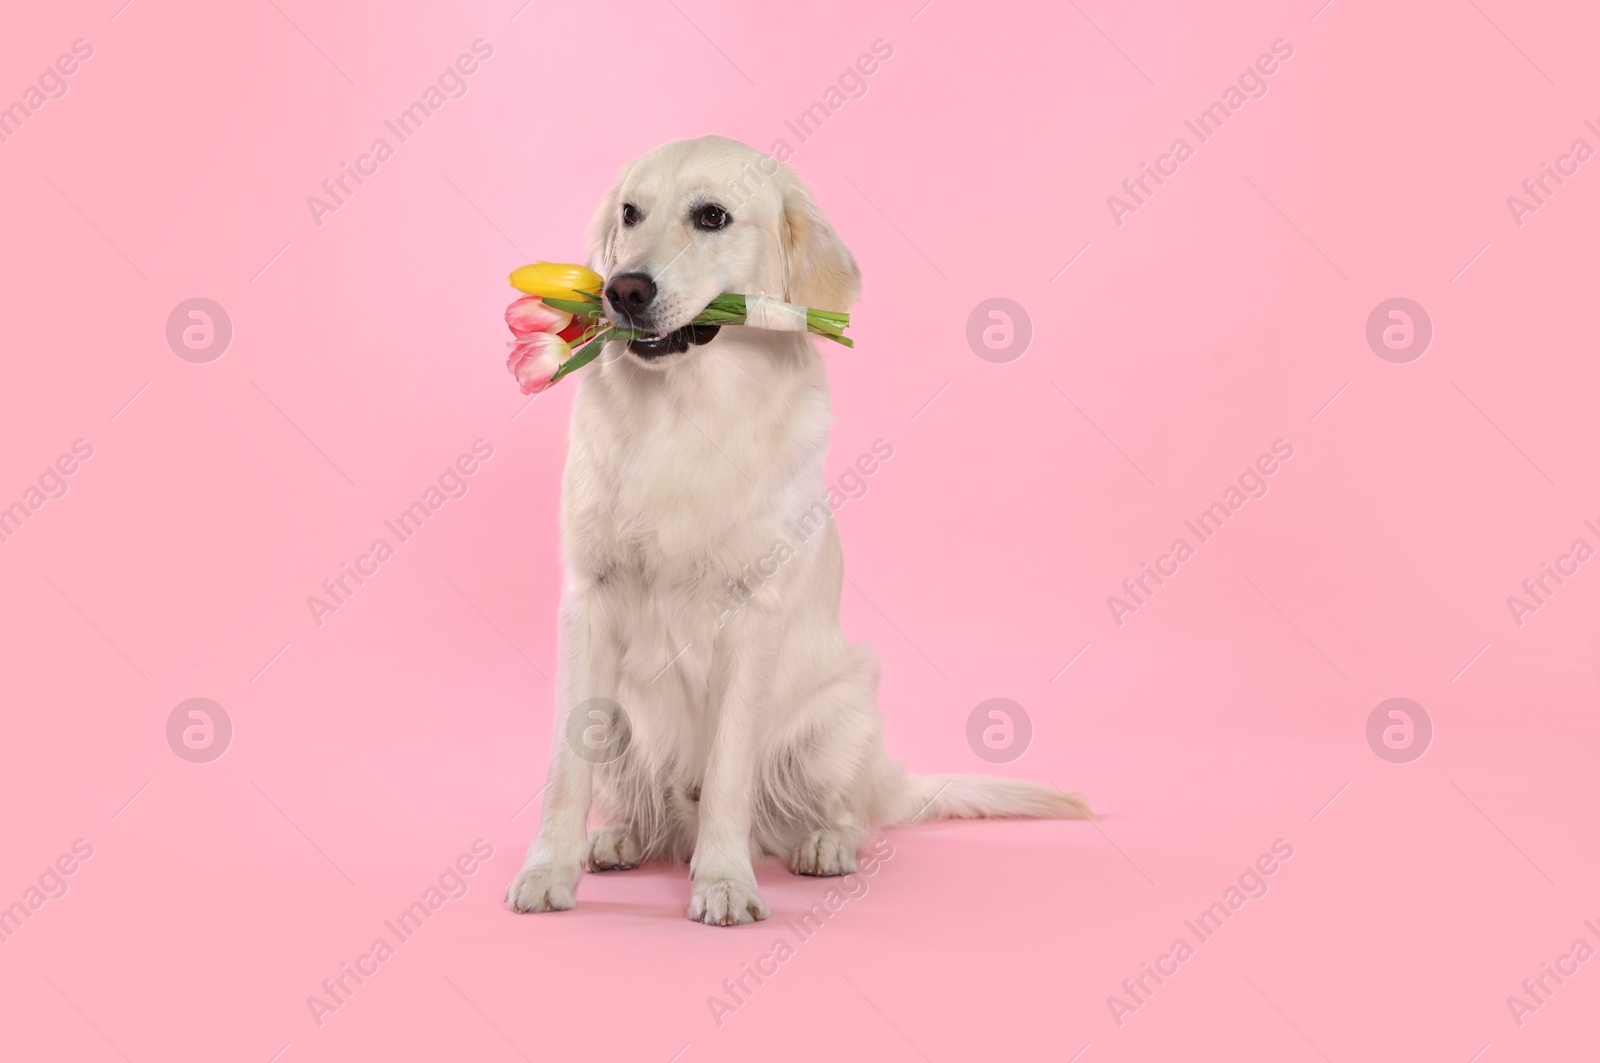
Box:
605;273;657;315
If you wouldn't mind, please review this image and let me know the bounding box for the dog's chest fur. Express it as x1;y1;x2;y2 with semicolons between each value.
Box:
565;338;829;588
554;338;833;850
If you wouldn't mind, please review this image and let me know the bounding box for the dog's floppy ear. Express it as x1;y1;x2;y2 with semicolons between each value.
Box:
586;162;630;275
780;175;860;312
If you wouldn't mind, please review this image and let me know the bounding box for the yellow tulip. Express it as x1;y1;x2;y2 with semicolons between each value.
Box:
508;261;603;302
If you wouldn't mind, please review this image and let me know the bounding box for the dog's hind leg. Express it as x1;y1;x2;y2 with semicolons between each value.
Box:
763;644;883;877
586;824;642;871
789;814;868;876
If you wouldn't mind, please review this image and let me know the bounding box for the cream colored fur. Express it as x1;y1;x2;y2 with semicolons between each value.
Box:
507;136;1089;926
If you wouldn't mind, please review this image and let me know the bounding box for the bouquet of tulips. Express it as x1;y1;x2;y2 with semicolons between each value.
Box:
504;261;852;395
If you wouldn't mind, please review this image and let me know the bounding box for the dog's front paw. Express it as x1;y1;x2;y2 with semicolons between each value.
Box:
506;864;580;913
789;828;857;877
586;825;641;871
688;878;769;926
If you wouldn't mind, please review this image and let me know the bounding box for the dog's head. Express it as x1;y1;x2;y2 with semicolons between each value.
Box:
588;136;859;362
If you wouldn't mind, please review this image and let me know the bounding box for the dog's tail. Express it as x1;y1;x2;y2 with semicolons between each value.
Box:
893;773;1092;825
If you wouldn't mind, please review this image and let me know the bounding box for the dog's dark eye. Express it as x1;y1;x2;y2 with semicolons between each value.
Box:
622;203;641;227
694;204;731;231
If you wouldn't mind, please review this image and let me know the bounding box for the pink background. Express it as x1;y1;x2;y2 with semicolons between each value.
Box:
2;0;1596;1059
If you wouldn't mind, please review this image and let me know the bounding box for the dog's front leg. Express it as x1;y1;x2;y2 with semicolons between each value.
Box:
688;615;778;926
507;588;617;913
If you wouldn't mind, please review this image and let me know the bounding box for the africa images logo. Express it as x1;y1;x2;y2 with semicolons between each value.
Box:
1107;839;1295;1027
1106;38;1295;227
1106;439;1295;626
305;39;494;228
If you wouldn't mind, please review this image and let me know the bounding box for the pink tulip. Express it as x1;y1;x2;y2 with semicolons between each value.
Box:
506;295;573;338
507;332;572;395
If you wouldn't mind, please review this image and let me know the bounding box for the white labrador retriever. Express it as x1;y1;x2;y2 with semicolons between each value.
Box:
507;135;1089;925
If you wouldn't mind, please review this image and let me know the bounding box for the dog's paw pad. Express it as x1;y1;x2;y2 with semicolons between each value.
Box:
506;865;578;913
789;829;857;877
688;879;769;926
586;826;641;871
